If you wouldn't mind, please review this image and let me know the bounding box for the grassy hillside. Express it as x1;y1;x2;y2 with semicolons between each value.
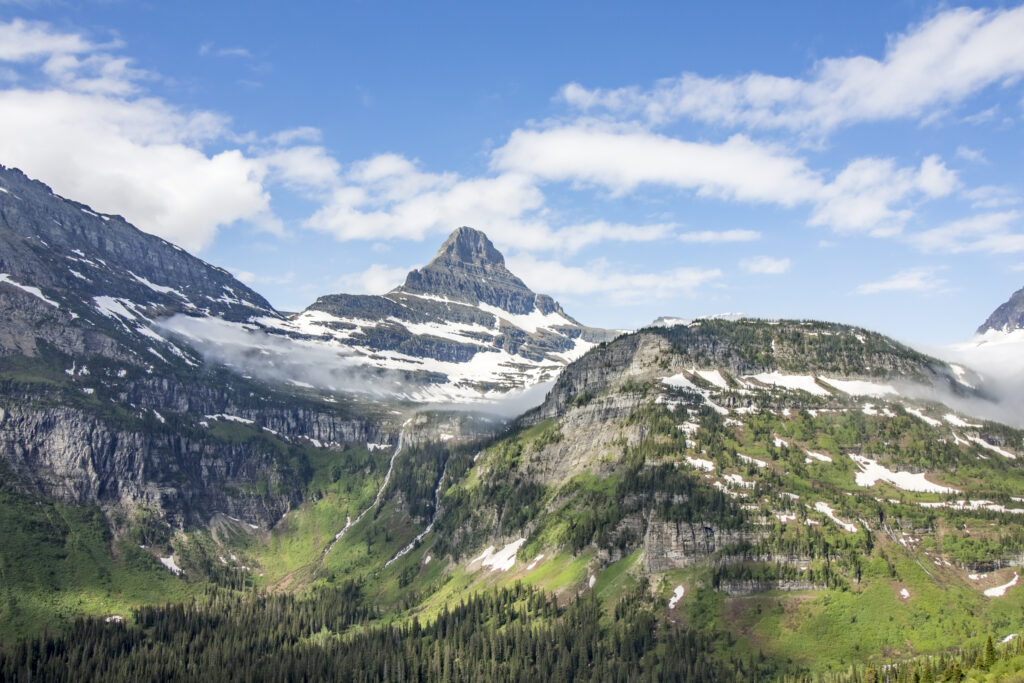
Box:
2;320;1024;679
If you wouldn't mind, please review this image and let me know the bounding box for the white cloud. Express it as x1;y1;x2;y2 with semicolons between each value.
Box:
305;151;675;253
199;42;252;59
809;155;957;236
0;18;323;251
855;267;947;295
334;264;410;295
0;88;277;251
955;145;987;164
909;211;1024;254
0;18;98;61
230;269;294;286
964;185;1021;209
678;229;760;243
259;145;341;192
494;122;956;236
506;253;721;304
740;256;791;275
560;6;1024;134
494;125;823;205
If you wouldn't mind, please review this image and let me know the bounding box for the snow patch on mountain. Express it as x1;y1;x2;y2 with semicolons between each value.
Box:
745;372;831;396
849;454;958;493
472;538;526;572
0;273;60;308
984;573;1018;597
820;378;897;397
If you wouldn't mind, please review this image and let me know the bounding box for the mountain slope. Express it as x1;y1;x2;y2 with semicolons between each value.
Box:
0;165;404;534
320;319;1021;675
0;165;275;364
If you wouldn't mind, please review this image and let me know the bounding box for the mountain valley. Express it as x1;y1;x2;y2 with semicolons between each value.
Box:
2;166;1024;680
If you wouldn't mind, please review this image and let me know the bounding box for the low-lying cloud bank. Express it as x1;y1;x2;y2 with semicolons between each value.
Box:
913;332;1024;429
156;314;551;419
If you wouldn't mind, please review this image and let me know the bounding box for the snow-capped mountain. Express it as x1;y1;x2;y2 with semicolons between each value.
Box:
0;164;616;405
245;227;619;401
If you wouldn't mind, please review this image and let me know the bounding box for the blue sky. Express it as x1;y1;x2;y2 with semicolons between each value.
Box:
1;2;1023;343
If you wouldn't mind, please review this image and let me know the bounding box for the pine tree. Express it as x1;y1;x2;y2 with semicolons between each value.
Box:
984;634;996;668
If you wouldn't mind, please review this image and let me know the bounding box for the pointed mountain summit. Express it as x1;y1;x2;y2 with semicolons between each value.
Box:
977;285;1024;335
399;227;567;317
256;227;616;399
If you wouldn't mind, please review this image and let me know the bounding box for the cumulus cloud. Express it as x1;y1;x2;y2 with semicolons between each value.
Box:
230;269;295;286
0;88;278;251
740;256;791;275
506;253;721;304
955;145;987;164
493;122;956;237
808;155;958;236
908;211;1024;254
0;18;98;61
559;6;1024;134
493;126;822;205
855;267;947;295
964;185;1021;209
304;152;676;253
199;43;253;59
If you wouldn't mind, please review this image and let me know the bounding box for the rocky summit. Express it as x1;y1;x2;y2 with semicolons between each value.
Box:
978;284;1024;334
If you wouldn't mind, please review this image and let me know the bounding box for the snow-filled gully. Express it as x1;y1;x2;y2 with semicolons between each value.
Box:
321;426;409;560
385;453;449;567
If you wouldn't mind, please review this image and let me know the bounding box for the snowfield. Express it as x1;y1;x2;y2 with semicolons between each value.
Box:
905;407;942;426
0;273;60;308
668;586;685;609
848;454;959;494
984;573;1018;598
804;451;833;463
813;502;857;533
745;372;831;396
159;556;183;575
693;369;730;390
472;539;526;572
686;456;715;472
964;434;1016;459
820;378;897;397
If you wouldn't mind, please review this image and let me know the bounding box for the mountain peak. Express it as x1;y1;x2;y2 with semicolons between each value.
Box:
978;285;1024;335
396;226;551;314
432;227;506;268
